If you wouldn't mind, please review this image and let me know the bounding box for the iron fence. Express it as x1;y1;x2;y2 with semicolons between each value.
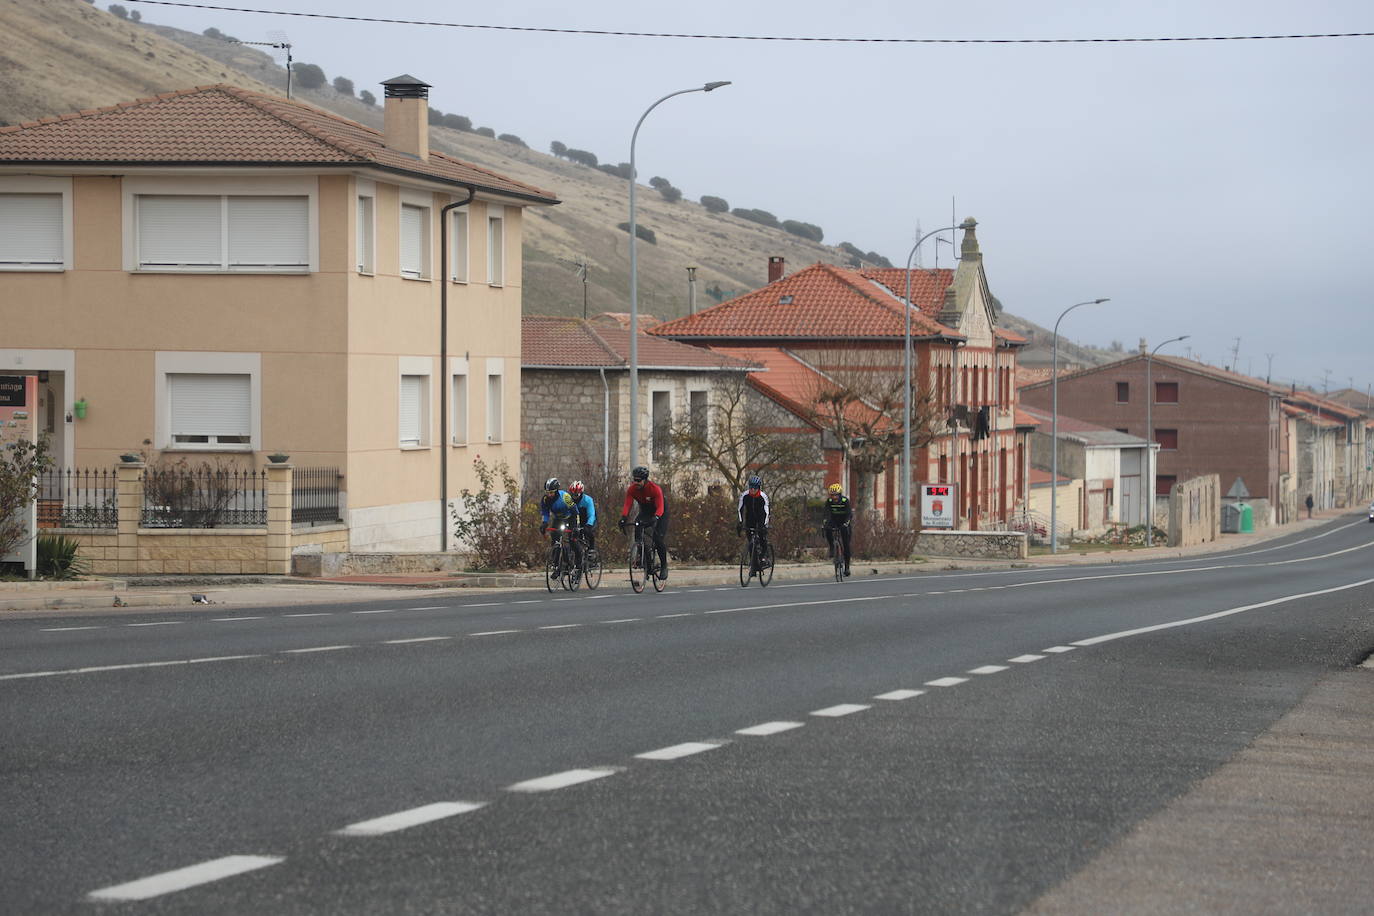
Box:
292;466;342;525
141;466;267;528
38;467;118;529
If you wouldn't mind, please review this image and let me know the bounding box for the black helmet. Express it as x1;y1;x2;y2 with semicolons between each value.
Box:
544;477;560;491
747;475;762;490
631;466;649;482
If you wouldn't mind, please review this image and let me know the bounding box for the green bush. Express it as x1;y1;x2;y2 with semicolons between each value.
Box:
358;89;376;106
332;76;353;96
294;63;326;90
37;535;90;580
700;195;729;213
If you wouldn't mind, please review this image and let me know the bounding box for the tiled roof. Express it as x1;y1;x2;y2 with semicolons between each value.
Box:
710;345;888;431
1019;353;1282;396
1013;408;1043;429
523;317;756;371
1021;406;1148;447
0;85;557;203
649;262;961;341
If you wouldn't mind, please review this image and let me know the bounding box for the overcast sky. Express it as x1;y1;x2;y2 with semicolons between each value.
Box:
128;0;1373;396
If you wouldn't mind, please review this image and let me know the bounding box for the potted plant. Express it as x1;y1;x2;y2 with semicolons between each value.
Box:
267;452;290;464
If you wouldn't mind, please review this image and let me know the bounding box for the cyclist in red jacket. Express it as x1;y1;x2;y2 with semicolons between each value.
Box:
618;465;668;580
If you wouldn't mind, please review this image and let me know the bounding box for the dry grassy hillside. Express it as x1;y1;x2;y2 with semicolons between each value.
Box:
0;0;1114;361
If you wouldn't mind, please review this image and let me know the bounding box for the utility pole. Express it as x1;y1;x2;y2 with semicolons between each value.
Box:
1228;337;1241;373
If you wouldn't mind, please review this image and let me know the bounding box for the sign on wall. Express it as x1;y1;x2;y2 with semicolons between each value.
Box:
920;483;957;529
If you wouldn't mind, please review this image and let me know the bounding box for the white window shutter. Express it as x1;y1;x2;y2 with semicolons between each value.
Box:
400;204;424;278
0;193;63;266
357;196;374;272
227;196;308;268
169;374;251;442
138;196;221;267
400;375;422;445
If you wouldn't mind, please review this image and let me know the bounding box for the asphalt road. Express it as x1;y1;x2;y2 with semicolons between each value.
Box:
2;518;1372;914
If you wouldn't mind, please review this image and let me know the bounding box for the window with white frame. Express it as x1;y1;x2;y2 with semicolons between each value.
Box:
449;208;469;283
0;192;65;270
356;193;375;274
451;370;468;445
168;373;252;447
400;202;430;279
652;390;671;460
136;195;309;271
487;210;504;286
486;371;503;442
399;372;431;448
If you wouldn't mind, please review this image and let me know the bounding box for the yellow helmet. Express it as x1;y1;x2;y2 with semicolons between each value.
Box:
828;483;843;494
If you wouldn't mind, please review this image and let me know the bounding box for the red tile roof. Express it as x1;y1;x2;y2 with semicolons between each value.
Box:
0;85;557;204
709;346;888;430
523;317;757;371
649;262;960;342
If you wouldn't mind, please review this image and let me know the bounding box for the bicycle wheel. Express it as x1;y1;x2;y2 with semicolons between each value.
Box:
738;539;753;587
629;538;646;593
651;546;666;593
545;544;560;592
758;541;774;587
563;541;582;591
583;544;602;590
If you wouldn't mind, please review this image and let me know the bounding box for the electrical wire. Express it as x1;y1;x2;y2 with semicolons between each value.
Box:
125;1;1374;44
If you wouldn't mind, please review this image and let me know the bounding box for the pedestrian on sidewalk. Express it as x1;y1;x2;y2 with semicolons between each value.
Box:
1306;493;1314;518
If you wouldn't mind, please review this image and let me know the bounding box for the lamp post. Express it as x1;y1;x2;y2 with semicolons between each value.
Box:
628;81;731;470
1145;334;1188;546
901;218;976;528
1050;298;1110;553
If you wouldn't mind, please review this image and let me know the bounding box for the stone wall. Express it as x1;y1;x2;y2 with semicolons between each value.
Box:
914;530;1028;560
1168;473;1221;547
292;550;465;577
521;368;618;480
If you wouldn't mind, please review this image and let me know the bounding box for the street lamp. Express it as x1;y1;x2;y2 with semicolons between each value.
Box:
628;81;731;470
1145;334;1188;547
901;218;976;528
1050;298;1110;553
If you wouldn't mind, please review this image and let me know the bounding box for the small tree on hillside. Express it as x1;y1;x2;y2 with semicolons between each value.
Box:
700;195;729;213
782;219;824;243
332;76;354;96
294;63;326;90
108;4;128;18
441;113;472;131
550;140;567;158
497;133;527;147
359;89;376;106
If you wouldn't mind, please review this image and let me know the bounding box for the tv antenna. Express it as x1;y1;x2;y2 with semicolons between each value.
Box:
226;37;294;98
1228;337;1241;372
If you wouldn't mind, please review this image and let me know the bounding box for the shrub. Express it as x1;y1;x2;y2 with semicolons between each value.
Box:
851;514;918;560
108;4;128;18
37;535;90;580
565;148;598;168
451;458;543;570
427;107;444;124
657;184;683;203
129;9;140;20
700;195;729;213
599;163;634;180
141;455;245;529
649;176;670;189
474;126;496;138
731;208;780;229
358;89;376;106
0;439;52;559
332;76;354;96
497;133;527;147
441;113;471;131
294;62;326;90
782;219;824;243
550;140;567;158
616;222;656;244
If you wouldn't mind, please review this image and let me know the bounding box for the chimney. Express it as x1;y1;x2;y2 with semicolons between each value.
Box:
381;74;432;161
767;256;785;283
686;266;698;315
959;217;981;262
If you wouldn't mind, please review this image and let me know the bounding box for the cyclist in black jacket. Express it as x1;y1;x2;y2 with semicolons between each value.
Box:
736;475;771;566
822;482;853;577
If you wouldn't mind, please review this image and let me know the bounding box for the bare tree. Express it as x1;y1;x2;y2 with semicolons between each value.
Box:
796;348;945;514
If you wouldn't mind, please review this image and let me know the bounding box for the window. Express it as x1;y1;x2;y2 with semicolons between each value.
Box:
1155;428;1178;450
689;390;708;458
449;209;469;282
652;390;671;460
0;192;64;270
1154;381;1179;404
486;372;504;442
136;195;309;271
1156;474;1176;497
1116;381;1130;403
487;210;504;285
400;202;430;279
356;194;375;273
451;371;468;445
168;374;251;447
399;374;429;447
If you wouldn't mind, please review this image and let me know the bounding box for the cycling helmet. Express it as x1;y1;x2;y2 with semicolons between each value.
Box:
568;480;584;497
544;477;561;492
631;466;649;482
828;482;843;494
747;475;762;490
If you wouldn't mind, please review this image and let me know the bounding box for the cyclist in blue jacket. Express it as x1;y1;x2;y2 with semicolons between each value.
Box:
539;477;579;547
567;480;598;555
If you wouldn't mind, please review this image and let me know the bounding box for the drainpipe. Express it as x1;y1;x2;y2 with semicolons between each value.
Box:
439;186;477;552
599;367;610;469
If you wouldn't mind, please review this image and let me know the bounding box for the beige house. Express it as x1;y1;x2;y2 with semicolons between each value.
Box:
0;77;558;552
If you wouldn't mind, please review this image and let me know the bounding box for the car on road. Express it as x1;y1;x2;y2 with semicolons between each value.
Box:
1368;499;1374;523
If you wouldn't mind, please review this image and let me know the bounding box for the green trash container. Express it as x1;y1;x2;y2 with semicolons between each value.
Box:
1238;503;1253;533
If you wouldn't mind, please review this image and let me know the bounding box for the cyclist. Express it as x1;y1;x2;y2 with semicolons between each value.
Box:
539;477;579;549
567;480;598;556
618;465;668;580
736;475;771;568
822;481;853;577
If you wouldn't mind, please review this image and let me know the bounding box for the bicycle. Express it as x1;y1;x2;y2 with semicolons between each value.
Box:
627;517;665;594
544;521;583;593
824;524;846;583
577;527;603;590
738;525;774;587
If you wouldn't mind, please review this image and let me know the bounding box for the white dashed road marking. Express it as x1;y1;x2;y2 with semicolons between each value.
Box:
283;645;352;654
87;855;283;902
874;689;925;700
384;636;451;645
0;654;263;681
656;613;692;619
212;617;262;622
925;676;968;687
128;621;180;627
811;704;870;717
284;613;331;618
1009;654;1046;663
41;626;104;632
506;768;621;793
352;609;395;615
538;624;581;630
968;665;1009;675
1043;646;1077;653
736;721;805;736
335;802;485;837
602;618;641;624
635;741;727;761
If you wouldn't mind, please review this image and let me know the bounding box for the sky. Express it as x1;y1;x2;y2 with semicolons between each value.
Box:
125;0;1374;396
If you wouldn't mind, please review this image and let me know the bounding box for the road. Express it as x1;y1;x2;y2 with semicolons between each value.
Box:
2;517;1372;914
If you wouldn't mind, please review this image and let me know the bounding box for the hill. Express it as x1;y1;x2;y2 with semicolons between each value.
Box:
0;0;1114;365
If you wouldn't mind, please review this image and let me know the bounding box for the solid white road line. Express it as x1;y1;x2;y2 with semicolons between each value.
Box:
635;741;727;761
736;721;804;736
925;677;968;687
874;689;925;701
383;636;451;644
335;802;485;837
602;618;642;624
0;654;264;681
282;645;352;654
506;768;621;792
1009;654;1046;663
656;613;692;619
468;629;521;636
1042;646;1077;653
40;626;104;632
811;704;870;717
87;855;283;902
968;665;1009;675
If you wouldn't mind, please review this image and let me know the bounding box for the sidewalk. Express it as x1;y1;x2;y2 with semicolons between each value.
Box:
1;508;1357;617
